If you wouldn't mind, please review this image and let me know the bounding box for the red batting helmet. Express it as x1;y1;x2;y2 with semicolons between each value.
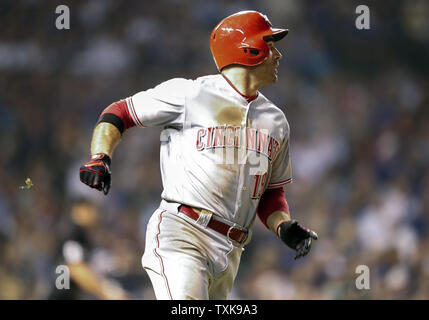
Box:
210;11;288;71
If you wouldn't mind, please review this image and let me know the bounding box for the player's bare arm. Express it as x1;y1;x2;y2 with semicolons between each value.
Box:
79;123;119;195
266;210;291;233
90;122;121;158
80;99;134;195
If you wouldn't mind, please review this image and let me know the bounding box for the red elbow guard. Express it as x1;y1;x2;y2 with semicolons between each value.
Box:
257;186;290;228
97;100;135;134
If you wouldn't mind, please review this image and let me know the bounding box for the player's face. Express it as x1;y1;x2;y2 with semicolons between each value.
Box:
253;41;282;85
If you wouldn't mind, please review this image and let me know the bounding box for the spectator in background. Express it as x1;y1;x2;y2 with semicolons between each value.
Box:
47;199;129;300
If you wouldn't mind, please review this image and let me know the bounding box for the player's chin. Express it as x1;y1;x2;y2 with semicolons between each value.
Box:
262;72;278;85
272;68;279;80
271;72;278;83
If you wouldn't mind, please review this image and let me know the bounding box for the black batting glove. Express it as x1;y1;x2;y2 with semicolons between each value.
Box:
79;153;112;195
278;220;318;260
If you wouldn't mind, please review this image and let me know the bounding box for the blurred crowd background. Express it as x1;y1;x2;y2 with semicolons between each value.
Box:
0;0;428;299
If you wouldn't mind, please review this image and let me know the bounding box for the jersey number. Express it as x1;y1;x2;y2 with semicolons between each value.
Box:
252;172;268;199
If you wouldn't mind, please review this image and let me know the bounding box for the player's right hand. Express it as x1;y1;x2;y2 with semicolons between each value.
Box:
79;153;111;195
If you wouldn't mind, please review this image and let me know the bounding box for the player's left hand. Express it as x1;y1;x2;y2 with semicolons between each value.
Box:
278;220;318;260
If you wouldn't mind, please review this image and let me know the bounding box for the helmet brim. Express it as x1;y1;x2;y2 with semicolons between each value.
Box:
262;28;289;42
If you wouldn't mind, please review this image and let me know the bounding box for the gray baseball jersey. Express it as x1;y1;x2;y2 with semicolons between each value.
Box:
125;74;292;229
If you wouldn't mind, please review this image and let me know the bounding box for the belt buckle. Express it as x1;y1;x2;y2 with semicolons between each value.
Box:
196;209;213;228
227;224;248;246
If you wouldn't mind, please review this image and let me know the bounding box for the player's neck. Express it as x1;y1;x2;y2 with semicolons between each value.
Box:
221;67;261;98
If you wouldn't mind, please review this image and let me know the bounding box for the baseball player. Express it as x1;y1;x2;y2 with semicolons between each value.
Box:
79;10;318;300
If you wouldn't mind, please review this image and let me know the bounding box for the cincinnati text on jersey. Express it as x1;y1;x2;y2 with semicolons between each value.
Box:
196;125;281;163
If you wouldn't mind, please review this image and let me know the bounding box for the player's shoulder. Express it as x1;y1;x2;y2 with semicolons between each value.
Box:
192;74;223;86
173;74;224;97
257;93;290;137
142;77;196;102
153;77;195;92
153;75;221;94
258;93;288;121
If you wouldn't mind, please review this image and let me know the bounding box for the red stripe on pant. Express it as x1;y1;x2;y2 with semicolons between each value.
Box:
153;210;173;299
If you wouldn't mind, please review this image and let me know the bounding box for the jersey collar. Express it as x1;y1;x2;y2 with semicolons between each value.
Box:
221;74;259;103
